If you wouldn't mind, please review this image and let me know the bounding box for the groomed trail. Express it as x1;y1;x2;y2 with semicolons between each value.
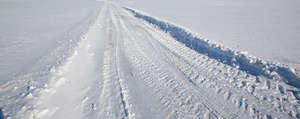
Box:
1;1;300;119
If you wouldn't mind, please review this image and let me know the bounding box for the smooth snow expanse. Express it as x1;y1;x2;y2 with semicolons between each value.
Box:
0;0;300;119
122;0;300;73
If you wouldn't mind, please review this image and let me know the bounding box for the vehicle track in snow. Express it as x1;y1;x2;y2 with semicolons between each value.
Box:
112;2;299;118
97;4;132;119
1;1;300;119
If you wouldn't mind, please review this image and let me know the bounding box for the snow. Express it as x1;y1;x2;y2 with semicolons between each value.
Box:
0;0;100;81
122;0;300;73
0;0;300;118
0;0;102;118
125;7;300;89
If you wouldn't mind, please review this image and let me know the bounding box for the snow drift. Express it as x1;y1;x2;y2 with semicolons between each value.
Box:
125;8;300;89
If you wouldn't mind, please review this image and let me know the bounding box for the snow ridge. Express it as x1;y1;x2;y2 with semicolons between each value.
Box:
0;6;101;119
125;8;300;89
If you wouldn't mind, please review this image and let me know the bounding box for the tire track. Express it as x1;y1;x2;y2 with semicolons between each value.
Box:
114;6;231;118
117;5;299;118
98;3;134;119
137;13;300;118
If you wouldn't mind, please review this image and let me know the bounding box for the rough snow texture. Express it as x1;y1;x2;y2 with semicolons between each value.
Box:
122;0;300;75
0;0;300;119
0;0;102;118
125;7;300;89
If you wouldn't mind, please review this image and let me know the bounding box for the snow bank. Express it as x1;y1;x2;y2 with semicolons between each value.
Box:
122;0;300;76
125;8;300;89
0;0;102;118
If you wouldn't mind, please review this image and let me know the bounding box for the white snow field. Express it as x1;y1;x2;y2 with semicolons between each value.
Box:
0;0;300;119
123;0;300;73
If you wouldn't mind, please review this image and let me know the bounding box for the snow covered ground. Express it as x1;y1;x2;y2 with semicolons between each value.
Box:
0;0;100;82
0;0;102;118
123;0;300;73
0;0;300;119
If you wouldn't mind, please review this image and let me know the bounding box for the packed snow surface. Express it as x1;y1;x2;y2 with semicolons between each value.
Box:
0;0;300;119
123;0;300;72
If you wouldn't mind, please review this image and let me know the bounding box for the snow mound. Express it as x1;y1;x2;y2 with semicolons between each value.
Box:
125;7;300;89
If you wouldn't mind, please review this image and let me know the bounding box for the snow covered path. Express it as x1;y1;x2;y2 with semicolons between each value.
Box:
1;1;300;119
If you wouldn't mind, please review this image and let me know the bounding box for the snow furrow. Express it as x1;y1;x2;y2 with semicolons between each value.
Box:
116;6;238;118
0;6;102;119
121;5;300;118
98;3;135;119
139;14;300;118
125;7;300;90
2;1;300;119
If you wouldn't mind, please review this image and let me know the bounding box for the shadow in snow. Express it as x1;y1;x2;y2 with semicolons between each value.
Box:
125;8;300;89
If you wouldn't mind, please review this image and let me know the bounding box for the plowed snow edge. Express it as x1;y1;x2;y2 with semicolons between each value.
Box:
125;7;300;90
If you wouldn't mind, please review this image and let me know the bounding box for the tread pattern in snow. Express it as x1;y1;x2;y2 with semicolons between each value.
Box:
125;8;300;89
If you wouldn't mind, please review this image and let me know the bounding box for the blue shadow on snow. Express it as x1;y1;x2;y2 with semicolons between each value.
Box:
125;8;300;89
